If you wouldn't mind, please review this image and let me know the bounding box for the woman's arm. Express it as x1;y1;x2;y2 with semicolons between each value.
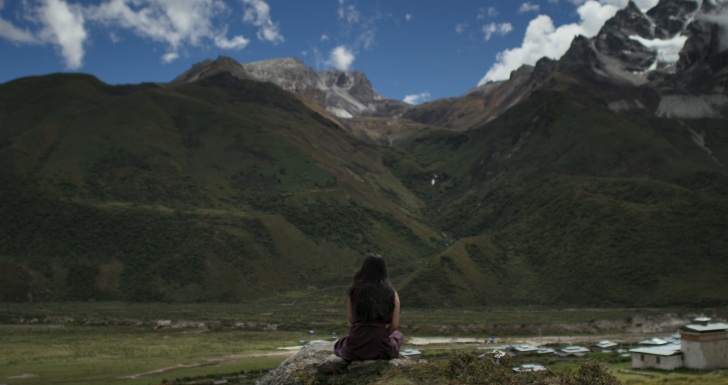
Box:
388;291;400;333
347;297;354;325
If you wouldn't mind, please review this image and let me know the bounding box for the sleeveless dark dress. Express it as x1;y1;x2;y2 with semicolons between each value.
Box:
333;301;404;361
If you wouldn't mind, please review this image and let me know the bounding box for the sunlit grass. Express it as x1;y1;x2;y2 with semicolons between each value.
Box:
0;324;301;385
3;303;728;384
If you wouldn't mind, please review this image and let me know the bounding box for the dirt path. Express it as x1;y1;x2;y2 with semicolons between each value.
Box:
118;351;296;379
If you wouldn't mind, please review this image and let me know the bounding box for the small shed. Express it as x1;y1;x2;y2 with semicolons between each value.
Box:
477;348;507;360
558;346;590;357
638;337;669;346
630;344;682;371
509;344;540;356
537;347;555;354
512;363;547;372
591;340;619;353
680;318;728;370
400;349;422;359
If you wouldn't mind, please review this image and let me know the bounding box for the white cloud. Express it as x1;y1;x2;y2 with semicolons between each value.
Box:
162;51;179;63
455;22;468;34
596;0;658;11
518;2;540;14
214;34;250;49
358;28;376;50
326;45;355;70
96;0;219;48
478;0;660;84
0;0;37;44
321;34;330;42
37;0;88;69
0;0;88;68
483;22;513;41
478;7;499;20
337;0;359;23
571;0;658;9
242;0;284;44
403;91;431;105
83;0;254;63
405;13;413;22
332;0;379;53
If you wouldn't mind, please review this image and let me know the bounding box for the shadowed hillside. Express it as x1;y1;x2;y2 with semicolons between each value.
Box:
1;63;727;307
0;73;441;302
392;87;728;307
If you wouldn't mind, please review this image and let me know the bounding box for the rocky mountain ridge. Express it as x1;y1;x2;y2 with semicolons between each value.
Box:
170;0;727;131
172;56;407;119
545;0;727;117
402;0;728;133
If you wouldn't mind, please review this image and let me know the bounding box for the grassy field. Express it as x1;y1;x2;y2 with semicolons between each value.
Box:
0;324;292;385
2;303;728;385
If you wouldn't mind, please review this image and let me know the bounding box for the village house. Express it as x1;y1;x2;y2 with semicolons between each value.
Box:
590;340;619;353
638;337;669;346
509;344;540;356
681;317;728;370
630;317;728;371
630;343;683;370
557;345;590;357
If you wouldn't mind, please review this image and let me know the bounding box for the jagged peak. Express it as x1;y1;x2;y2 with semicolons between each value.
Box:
211;55;241;65
625;0;643;14
244;57;308;70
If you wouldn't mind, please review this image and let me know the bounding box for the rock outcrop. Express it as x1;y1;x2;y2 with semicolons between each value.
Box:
256;340;421;385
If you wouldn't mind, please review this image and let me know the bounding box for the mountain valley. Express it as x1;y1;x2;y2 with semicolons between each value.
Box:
1;0;727;307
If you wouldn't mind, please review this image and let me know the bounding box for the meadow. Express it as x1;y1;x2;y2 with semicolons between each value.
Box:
2;302;728;385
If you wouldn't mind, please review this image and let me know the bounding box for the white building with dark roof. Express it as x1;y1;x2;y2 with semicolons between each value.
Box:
630;343;683;370
680;318;728;370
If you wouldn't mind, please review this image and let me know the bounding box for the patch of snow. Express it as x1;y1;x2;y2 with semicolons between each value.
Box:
326;107;353;119
656;94;728;118
629;34;688;67
594;49;650;85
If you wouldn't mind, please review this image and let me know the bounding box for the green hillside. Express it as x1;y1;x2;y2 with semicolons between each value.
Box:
0;73;441;302
391;89;728;307
1;72;726;307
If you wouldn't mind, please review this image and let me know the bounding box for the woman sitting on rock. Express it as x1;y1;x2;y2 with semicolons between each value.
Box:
334;253;403;361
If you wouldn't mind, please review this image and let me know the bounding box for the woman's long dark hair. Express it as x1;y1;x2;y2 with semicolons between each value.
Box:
347;253;395;323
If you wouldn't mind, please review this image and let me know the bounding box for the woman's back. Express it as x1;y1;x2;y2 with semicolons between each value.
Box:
334;254;403;361
349;284;394;324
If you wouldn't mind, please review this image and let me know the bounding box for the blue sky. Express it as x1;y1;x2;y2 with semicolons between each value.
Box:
0;0;660;103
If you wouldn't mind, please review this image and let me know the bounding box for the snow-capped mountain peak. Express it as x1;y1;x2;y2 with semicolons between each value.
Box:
171;56;406;119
